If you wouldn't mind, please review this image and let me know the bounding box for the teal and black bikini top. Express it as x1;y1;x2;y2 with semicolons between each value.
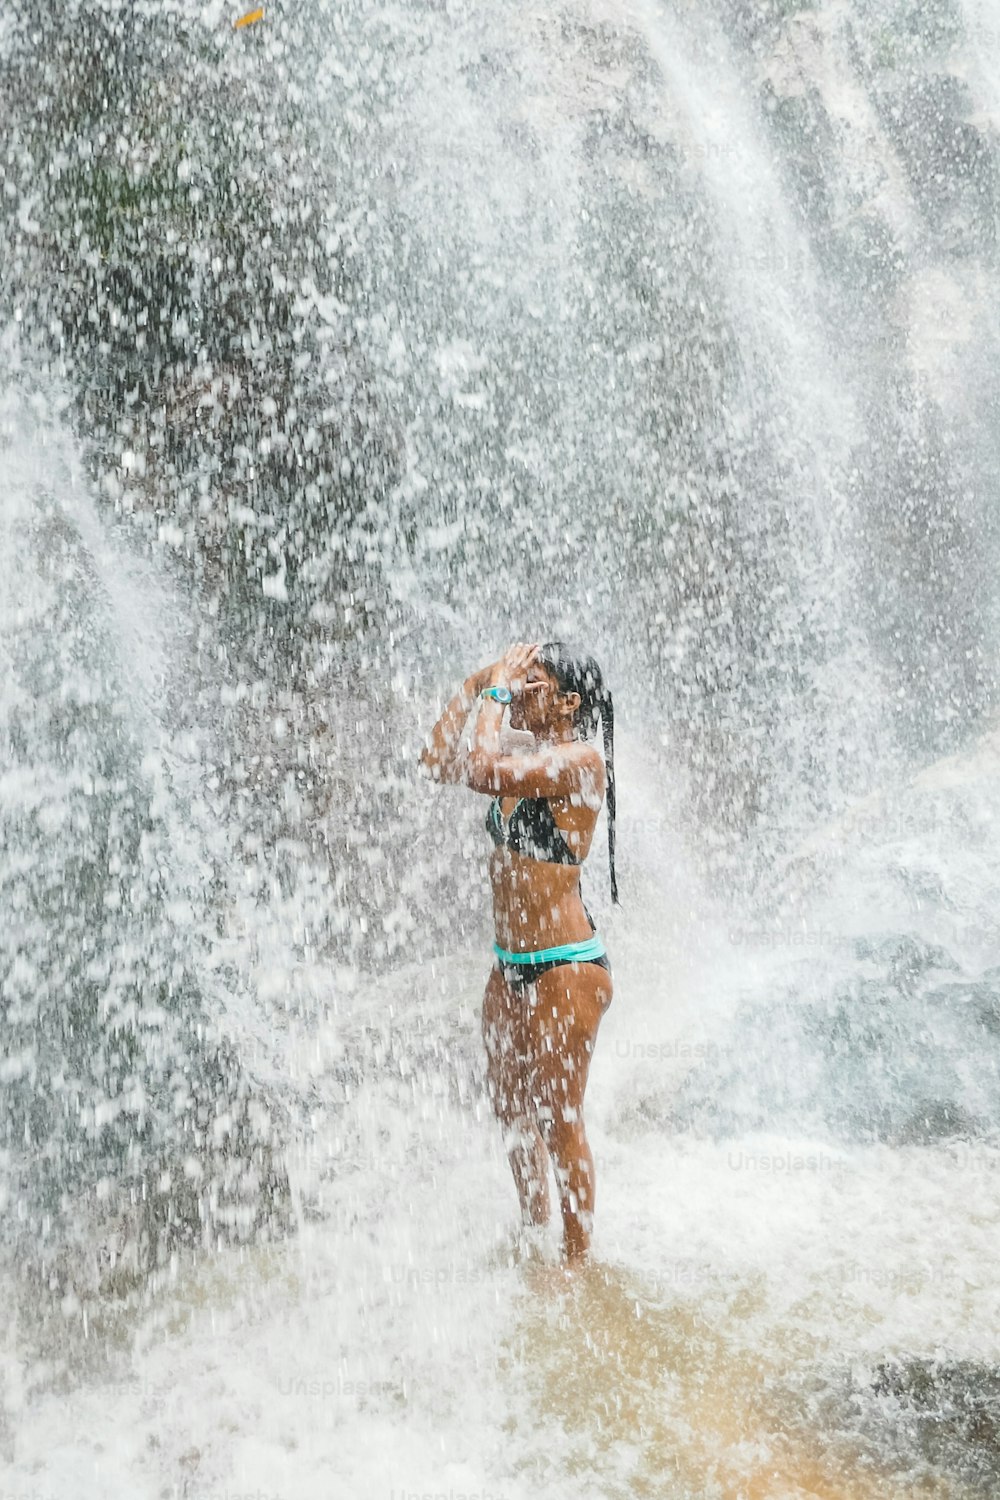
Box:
485;796;582;865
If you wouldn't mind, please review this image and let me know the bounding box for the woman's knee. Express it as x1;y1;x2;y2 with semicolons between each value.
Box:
544;1124;594;1206
486;1066;517;1122
535;1101;587;1155
500;1116;541;1157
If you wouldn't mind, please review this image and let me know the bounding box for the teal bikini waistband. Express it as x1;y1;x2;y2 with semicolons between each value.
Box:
493;935;607;965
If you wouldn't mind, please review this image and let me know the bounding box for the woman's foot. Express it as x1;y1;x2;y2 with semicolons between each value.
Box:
487;1220;556;1270
517;1221;558;1264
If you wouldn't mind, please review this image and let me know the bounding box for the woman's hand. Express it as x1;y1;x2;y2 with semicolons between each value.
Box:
469;643;538;697
465;660;498;698
489;641;539;694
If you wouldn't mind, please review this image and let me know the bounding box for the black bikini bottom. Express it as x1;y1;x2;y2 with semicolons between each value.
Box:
496;951;612;989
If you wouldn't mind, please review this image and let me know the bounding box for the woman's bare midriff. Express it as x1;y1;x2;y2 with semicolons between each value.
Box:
489;804;599;951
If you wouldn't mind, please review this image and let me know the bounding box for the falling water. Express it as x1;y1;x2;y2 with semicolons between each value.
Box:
3;0;1000;1497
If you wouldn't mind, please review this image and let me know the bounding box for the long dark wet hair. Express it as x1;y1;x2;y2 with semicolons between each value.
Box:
537;641;619;905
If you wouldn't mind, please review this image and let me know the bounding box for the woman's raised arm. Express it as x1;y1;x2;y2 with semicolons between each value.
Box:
417;663;493;784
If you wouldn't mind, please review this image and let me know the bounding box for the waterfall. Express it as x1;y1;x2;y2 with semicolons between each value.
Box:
3;1;1000;1495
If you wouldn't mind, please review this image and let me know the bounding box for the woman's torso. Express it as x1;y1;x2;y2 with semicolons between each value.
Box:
487;777;603;951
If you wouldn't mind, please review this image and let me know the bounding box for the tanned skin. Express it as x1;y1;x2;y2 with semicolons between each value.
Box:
418;642;613;1263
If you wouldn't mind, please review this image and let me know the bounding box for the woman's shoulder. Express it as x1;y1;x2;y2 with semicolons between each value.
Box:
550;743;605;808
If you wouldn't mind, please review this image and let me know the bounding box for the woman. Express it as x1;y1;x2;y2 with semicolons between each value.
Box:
418;640;618;1263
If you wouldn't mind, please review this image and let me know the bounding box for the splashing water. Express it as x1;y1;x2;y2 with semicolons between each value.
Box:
3;1;1000;1497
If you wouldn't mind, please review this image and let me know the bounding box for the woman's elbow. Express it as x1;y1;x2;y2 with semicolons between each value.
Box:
417;746;440;780
418;748;464;785
464;753;497;793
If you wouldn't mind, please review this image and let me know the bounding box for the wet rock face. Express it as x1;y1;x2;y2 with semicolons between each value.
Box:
1;446;292;1302
790;1356;1000;1497
661;933;1000;1143
1;4;419;1302
872;72;999;248
0;9;394;1294
1;4;401;677
714;0;1000;760
721;0;822;49
858;1360;1000;1496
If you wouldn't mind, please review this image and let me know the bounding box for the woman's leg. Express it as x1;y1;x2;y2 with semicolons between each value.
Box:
481;965;550;1228
528;962;613;1262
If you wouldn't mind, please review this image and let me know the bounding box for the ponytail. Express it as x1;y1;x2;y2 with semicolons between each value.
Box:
536;639;620;906
601;690;619;904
